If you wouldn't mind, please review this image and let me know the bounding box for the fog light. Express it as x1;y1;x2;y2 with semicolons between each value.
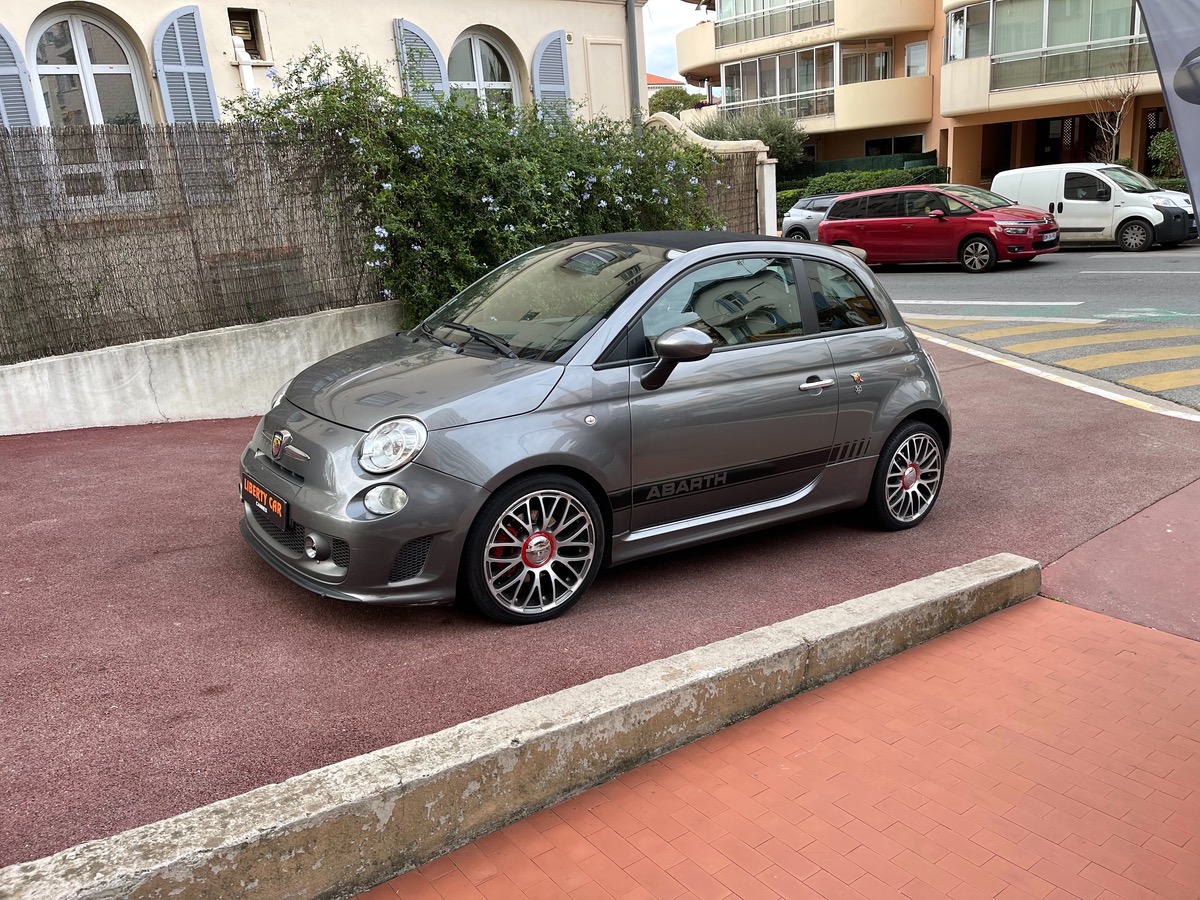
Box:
304;532;332;561
364;485;408;516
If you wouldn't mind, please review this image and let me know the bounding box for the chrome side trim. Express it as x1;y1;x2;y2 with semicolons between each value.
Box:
625;477;822;543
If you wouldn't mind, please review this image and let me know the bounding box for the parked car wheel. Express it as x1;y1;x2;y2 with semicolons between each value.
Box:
1116;218;1153;251
867;421;945;530
959;236;997;273
785;228;810;241
463;474;605;624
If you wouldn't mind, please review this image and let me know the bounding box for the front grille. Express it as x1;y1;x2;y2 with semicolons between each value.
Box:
252;506;304;553
389;536;433;583
250;507;348;571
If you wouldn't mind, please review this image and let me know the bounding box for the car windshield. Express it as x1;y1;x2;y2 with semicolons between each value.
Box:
421;240;674;363
1100;166;1159;193
939;185;1014;210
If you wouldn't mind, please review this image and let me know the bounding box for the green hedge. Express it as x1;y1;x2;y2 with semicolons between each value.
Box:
777;166;948;216
1154;177;1191;193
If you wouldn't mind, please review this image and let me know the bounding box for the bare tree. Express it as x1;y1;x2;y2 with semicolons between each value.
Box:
1083;70;1142;163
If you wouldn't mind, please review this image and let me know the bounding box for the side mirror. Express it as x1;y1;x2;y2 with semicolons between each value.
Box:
928;209;947;219
1097;187;1111;201
640;326;714;391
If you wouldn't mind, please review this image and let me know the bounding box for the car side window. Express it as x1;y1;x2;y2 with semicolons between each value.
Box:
804;259;884;333
811;197;834;212
940;193;972;216
1065;172;1107;201
864;193;899;218
829;196;865;219
640;257;806;352
901;191;937;217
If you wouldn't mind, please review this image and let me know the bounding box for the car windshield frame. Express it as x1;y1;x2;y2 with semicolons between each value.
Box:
1099;166;1159;194
938;184;1014;211
419;240;675;364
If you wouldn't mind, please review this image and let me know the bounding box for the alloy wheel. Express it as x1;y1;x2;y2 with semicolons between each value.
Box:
961;239;993;272
481;489;597;616
884;432;943;524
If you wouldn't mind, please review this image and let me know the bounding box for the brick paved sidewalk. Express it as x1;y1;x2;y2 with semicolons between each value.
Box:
362;598;1200;900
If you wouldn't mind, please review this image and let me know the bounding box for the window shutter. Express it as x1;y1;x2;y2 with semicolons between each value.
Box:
154;6;220;123
394;19;448;106
0;23;35;128
533;30;572;121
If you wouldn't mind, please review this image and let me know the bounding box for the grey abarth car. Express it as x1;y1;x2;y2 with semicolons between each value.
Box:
240;232;950;624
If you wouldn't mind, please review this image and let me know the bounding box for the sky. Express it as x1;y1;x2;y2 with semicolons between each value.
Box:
641;0;711;88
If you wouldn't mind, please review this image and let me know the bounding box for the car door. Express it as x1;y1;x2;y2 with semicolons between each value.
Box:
854;192;903;262
897;190;957;262
1060;170;1115;240
626;254;839;531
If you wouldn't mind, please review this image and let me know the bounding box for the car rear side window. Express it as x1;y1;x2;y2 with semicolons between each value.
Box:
864;193;899;218
828;196;865;220
804;259;883;333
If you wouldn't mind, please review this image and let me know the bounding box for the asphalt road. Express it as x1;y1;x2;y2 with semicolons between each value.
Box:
879;242;1200;409
4;340;1200;867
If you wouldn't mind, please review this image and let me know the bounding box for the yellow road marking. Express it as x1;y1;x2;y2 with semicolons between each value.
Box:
1122;369;1200;391
959;323;1106;340
904;317;995;329
911;329;1200;422
1060;345;1200;372
1003;327;1200;354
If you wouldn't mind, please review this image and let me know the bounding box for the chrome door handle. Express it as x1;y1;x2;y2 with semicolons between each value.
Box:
800;378;835;391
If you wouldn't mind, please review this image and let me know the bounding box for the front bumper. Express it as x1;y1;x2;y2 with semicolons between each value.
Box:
1154;205;1196;243
994;224;1060;259
239;403;485;604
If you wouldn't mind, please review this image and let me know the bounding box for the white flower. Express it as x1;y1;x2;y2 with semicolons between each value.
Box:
411;243;422;252
374;225;388;238
407;144;422;159
373;242;387;252
381;182;392;190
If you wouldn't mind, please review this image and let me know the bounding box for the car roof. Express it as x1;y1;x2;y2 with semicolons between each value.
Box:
566;231;796;252
831;183;986;200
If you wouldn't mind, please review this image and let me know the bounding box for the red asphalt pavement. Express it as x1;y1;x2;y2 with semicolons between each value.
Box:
3;341;1200;869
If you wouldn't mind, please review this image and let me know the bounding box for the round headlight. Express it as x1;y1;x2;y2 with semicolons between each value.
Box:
364;485;409;515
360;418;427;474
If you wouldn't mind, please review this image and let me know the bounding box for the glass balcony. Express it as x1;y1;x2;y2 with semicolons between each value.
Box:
716;0;835;48
720;88;835;119
991;35;1155;91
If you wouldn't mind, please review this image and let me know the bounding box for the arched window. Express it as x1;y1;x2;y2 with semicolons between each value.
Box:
29;11;151;127
447;34;518;110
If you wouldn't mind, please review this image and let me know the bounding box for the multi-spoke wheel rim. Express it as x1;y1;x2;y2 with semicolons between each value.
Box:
962;240;992;271
884;433;943;523
482;490;597;616
1121;223;1149;251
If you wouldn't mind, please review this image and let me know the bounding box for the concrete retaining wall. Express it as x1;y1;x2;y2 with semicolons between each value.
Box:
0;553;1041;900
0;302;403;435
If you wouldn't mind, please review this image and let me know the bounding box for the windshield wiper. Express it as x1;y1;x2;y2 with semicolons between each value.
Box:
440;322;518;359
417;321;461;352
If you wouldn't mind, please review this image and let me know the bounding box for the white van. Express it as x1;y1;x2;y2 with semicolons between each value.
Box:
990;162;1196;251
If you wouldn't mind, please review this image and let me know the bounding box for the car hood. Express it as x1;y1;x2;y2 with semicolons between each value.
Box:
284;334;565;432
991;204;1055;221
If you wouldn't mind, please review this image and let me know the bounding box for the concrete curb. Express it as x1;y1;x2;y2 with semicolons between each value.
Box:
0;553;1040;900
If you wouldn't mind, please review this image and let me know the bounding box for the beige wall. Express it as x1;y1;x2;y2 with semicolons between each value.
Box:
4;0;648;122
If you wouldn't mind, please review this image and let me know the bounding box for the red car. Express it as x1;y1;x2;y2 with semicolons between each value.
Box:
817;184;1059;273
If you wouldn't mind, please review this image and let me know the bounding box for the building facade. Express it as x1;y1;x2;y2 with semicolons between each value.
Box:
0;0;650;130
676;0;1170;186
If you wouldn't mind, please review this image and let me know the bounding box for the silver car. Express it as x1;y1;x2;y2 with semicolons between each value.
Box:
240;232;950;624
781;193;841;241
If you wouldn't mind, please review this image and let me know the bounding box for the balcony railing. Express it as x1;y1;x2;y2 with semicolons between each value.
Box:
990;35;1155;91
716;0;835;48
721;88;835;119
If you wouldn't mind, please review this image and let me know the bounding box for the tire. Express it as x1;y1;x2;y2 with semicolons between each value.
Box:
1116;218;1153;252
866;421;945;531
959;236;997;273
462;474;605;624
786;228;809;241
